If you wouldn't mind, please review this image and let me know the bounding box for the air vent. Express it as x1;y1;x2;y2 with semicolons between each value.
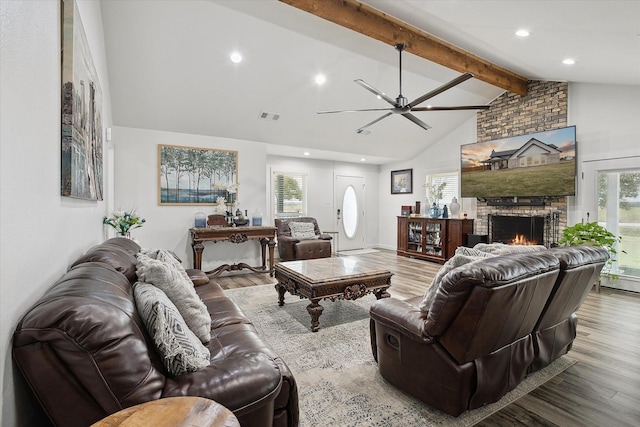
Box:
258;111;280;121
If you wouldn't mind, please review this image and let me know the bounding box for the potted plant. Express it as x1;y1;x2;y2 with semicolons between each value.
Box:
103;209;146;238
558;221;623;279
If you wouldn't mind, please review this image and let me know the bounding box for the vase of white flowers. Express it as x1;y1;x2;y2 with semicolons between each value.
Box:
103;210;146;238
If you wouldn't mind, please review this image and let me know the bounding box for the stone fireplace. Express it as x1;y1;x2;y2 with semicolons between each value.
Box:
471;80;570;248
474;197;566;247
489;214;546;245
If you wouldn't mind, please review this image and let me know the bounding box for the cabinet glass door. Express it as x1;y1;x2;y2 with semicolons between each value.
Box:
424;221;442;257
407;220;423;253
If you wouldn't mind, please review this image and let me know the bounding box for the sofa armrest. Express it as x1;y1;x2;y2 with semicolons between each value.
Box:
185;268;210;286
369;298;433;343
277;235;300;244
319;234;332;240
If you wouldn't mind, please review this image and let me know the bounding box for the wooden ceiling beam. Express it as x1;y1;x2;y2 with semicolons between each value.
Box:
279;0;528;95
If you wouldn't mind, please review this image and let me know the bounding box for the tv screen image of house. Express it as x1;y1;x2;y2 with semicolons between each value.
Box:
461;126;577;198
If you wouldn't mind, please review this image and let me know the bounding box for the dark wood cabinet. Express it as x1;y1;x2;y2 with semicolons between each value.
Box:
397;216;474;264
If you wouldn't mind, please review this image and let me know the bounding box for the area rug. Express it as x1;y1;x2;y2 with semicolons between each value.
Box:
225;284;576;427
337;248;380;256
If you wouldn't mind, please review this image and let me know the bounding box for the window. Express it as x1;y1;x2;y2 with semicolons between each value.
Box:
598;169;640;280
425;172;459;206
272;171;307;218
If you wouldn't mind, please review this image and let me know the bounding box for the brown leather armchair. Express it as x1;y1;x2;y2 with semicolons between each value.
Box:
275;217;332;261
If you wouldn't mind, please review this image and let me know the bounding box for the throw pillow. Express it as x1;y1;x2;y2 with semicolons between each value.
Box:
289;222;318;240
133;282;210;376
418;253;488;312
473;242;547;255
454;246;498;258
136;253;211;344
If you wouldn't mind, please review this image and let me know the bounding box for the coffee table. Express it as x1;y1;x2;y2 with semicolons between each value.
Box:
274;257;392;332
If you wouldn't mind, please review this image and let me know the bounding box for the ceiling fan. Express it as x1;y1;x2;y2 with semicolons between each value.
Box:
317;43;490;133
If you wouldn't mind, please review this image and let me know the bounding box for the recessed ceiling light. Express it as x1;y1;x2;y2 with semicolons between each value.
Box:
230;52;242;63
562;58;576;65
515;29;530;37
315;74;326;85
303;152;310;156
360;158;366;162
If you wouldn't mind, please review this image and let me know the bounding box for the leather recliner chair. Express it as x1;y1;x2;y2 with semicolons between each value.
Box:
275;217;332;261
370;251;561;416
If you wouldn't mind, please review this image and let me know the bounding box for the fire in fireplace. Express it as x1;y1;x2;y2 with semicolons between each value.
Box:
489;215;545;246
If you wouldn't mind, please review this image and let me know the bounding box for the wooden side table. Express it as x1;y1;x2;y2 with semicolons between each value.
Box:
91;396;240;427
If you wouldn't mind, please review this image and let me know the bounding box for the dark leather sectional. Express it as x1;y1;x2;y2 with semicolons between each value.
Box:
13;238;299;427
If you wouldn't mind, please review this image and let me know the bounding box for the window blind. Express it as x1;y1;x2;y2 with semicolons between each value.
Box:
273;171;307;218
425;172;459;206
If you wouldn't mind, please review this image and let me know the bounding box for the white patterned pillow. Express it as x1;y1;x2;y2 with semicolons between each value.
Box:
418;254;489;312
136;253;211;344
473;243;547;255
289;222;318;240
134;282;210;376
455;246;498;258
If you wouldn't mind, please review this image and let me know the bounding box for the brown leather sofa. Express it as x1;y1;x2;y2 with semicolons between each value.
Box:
529;246;609;373
275;217;332;261
13;238;299;427
369;246;607;417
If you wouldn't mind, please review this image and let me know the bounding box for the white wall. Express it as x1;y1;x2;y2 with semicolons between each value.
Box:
377;117;478;250
113;127;268;271
0;1;112;425
568;83;640;224
267;156;381;248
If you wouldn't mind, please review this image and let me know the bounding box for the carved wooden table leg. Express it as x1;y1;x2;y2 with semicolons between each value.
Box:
374;288;391;299
268;238;276;277
307;298;324;332
276;283;286;306
192;241;204;270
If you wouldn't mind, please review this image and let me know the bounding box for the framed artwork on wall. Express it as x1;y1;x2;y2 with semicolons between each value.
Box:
158;144;238;205
61;0;104;200
391;169;413;194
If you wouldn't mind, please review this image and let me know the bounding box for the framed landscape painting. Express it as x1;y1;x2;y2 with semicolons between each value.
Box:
391;169;413;194
158;144;238;205
61;0;104;200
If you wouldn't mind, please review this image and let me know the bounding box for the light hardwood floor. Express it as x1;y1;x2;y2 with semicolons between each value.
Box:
213;249;640;426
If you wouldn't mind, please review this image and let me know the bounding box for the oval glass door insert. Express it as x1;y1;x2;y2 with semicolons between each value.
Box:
342;185;358;238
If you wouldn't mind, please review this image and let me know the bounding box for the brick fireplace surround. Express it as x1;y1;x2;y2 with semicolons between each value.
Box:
472;81;570;247
475;199;566;247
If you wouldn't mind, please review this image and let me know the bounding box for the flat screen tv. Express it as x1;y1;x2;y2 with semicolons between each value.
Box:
461;126;576;198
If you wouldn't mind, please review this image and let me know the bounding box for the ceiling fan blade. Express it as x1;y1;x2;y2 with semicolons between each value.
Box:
317;108;393;114
354;79;397;106
356;112;393;133
411;105;490;111
402;113;432;131
408;73;474;108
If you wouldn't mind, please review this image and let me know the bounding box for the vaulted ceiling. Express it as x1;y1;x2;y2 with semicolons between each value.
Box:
101;0;640;164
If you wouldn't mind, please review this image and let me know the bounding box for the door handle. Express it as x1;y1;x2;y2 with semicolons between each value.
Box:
337;208;341;220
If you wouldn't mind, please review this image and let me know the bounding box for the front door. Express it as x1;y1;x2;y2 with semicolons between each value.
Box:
334;175;365;251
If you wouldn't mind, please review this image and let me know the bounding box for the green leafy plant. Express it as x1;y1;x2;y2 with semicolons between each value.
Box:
559;221;623;277
103;210;146;235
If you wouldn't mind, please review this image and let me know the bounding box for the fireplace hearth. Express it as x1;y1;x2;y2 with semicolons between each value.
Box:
489;214;551;246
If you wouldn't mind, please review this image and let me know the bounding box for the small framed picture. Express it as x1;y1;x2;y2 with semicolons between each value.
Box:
391;169;413;194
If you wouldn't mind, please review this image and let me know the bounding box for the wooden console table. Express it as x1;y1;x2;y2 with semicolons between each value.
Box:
190;226;277;277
